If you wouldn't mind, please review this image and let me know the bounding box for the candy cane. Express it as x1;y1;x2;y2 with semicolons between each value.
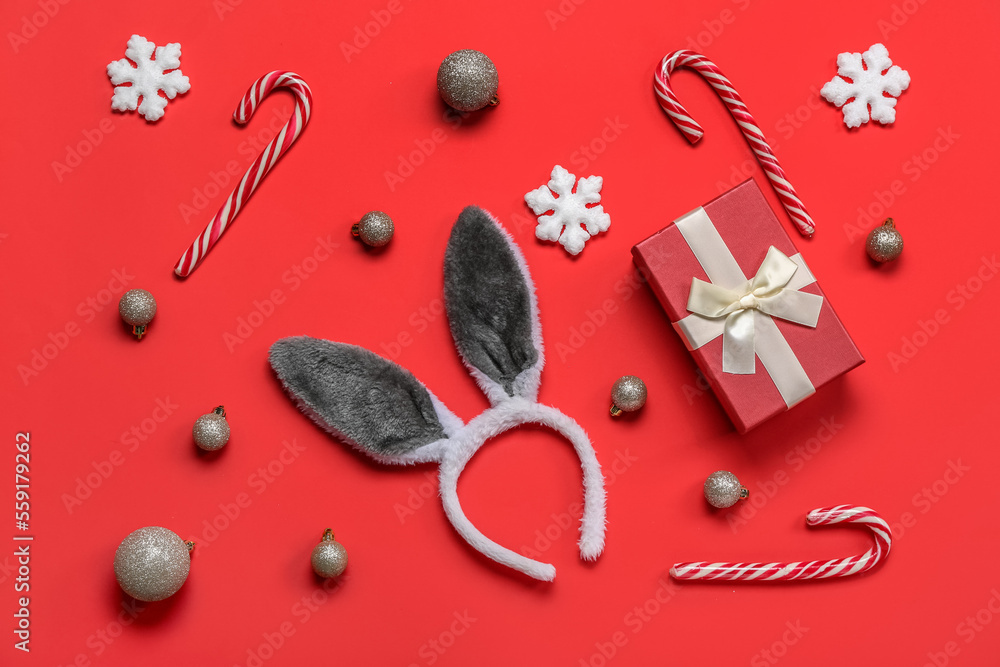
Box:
670;505;890;582
174;71;313;277
654;50;815;237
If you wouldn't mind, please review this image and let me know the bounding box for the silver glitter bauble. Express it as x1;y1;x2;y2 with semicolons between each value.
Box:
704;471;749;509
311;529;348;578
436;49;499;112
866;218;903;262
118;289;157;340
610;375;647;416
193;406;230;451
352;211;394;248
114;527;193;602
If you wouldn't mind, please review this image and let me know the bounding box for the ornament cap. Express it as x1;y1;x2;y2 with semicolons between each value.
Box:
350;223;361;237
740;487;749;499
185;540;196;553
609;403;623;417
213;406;227;418
321;528;334;542
132;324;147;340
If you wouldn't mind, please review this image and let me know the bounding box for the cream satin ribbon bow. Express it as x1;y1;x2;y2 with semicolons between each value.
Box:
686;246;824;375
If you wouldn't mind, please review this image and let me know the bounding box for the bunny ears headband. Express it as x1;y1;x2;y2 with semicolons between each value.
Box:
269;206;607;581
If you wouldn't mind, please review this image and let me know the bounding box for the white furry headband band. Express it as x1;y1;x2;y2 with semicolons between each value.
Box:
269;206;606;581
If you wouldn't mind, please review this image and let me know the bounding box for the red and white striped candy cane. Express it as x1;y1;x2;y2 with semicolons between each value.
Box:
670;505;890;582
174;71;313;277
654;50;815;237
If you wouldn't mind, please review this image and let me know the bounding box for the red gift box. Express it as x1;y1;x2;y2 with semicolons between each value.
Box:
632;179;864;433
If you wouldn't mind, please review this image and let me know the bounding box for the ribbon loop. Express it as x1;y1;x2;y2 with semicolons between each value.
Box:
686;245;822;374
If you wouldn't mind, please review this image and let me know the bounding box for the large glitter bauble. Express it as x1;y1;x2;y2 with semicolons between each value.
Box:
118;289;157;340
703;471;749;509
193;406;230;451
311;529;348;578
352;211;394;248
866;218;903;262
610;375;647;416
436;49;499;112
114;527;192;601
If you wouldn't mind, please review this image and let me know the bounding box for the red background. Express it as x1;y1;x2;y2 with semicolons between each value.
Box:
2;0;998;665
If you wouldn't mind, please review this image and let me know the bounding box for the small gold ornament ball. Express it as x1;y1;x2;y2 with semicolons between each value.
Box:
352;211;394;248
866;218;904;262
113;527;193;602
436;49;499;112
118;289;157;340
311;529;348;578
703;471;749;509
193;406;230;451
610;375;647;416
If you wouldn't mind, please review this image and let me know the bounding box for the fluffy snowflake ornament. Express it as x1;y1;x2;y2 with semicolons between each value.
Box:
107;35;191;122
524;165;611;255
821;43;910;128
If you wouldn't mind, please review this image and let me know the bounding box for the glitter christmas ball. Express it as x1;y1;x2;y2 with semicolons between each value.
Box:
703;471;749;509
311;529;348;578
118;289;157;340
352;211;394;248
610;375;647;416
866;218;903;262
193;407;230;451
436;49;499;112
113;527;192;602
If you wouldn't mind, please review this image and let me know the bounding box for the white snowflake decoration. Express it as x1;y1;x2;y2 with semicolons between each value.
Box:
524;165;611;255
821;43;910;128
107;35;191;122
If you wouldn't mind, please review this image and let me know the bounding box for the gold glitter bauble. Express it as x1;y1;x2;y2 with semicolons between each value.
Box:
114;527;192;602
352;211;394;248
866;218;903;262
311;529;348;578
704;471;749;509
193;406;230;451
118;289;157;340
610;375;647;416
437;49;499;112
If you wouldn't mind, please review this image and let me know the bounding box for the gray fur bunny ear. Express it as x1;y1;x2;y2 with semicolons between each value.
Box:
444;206;544;405
269;337;460;464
